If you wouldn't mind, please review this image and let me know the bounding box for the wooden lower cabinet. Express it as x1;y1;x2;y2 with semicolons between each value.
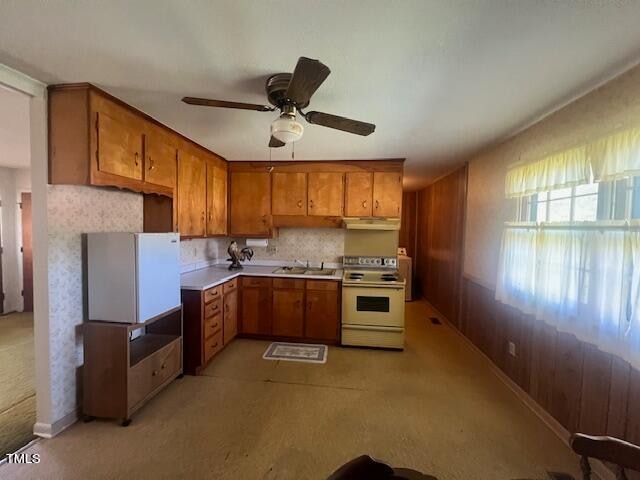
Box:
183;275;340;375
240;276;340;343
181;278;238;375
223;287;238;343
272;279;305;337
305;281;340;341
239;277;273;335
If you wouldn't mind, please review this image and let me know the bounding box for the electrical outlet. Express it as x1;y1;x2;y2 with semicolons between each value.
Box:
508;341;517;357
266;244;277;254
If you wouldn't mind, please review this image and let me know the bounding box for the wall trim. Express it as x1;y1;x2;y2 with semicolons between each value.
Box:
33;409;78;439
0;63;45;98
437;309;615;480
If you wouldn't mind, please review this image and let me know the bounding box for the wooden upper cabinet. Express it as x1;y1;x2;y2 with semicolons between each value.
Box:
177;151;207;237
206;158;228;236
229;172;271;236
373;172;403;217
94;98;144;181
345;172;373;217
307;172;344;216
272;172;307;216
48;84;226;201
144;127;177;189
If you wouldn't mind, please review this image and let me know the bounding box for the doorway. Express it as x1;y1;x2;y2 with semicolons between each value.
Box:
0;85;35;457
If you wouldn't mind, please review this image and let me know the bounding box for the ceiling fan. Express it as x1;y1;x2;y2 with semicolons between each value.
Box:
182;57;376;148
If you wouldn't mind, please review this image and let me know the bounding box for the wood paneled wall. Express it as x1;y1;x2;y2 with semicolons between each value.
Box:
415;165;467;322
399;191;417;259
415;161;640;476
460;277;640;479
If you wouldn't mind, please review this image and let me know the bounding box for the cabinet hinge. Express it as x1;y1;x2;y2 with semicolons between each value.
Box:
20;246;23;253
18;202;22;209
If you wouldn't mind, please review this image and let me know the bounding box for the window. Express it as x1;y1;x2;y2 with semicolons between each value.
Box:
500;127;640;372
517;178;640;223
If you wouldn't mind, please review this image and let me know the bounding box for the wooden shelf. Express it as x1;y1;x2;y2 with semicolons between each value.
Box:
129;333;179;366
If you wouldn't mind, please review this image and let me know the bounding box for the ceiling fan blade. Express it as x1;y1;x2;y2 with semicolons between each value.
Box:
285;57;331;106
182;97;273;112
269;136;286;148
305;111;376;136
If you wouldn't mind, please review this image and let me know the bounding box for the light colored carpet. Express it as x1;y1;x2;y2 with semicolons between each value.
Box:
0;312;36;457
0;302;581;479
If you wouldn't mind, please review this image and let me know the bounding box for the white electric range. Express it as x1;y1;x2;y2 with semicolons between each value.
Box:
341;256;406;349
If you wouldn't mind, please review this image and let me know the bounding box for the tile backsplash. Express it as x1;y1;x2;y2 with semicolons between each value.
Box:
180;228;345;270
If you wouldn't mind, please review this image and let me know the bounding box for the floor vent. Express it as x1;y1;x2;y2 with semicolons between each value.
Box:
429;317;441;325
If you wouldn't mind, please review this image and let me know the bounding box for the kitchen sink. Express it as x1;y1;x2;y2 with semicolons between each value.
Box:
303;268;336;276
272;267;336;276
272;267;307;275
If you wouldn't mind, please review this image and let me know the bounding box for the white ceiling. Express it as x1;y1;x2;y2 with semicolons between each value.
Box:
1;1;640;189
0;85;30;169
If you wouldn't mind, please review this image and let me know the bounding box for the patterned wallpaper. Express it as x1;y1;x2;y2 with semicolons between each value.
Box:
47;185;142;420
465;62;640;287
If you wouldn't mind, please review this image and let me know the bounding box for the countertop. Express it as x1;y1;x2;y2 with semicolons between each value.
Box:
180;264;343;291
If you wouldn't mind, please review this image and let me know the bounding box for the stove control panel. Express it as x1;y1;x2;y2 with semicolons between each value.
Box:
343;256;397;268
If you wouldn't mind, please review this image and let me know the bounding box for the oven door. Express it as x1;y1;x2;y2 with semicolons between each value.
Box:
341;285;405;327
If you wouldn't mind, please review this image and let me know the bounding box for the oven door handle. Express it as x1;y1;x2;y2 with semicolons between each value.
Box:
342;325;404;333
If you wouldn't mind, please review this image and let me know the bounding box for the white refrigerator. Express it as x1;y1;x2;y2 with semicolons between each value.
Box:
87;232;181;324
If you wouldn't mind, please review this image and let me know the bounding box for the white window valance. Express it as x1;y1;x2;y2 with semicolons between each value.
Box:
505;126;640;198
505;145;589;198
589;126;640;182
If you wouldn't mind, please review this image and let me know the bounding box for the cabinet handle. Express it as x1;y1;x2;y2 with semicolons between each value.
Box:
309;199;314;208
134;152;139;167
148;157;155;170
307;301;312;311
297;200;302;208
152;370;159;377
375;200;379;209
362;200;367;208
161;363;166;370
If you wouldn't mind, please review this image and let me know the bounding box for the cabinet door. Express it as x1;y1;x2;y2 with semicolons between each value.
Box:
229;172;271;236
240;286;272;335
272;172;307;216
305;290;340;341
96;107;143;180
307;172;344;216
177;151;206;237
207;159;228;236
345;172;373;217
144;130;177;189
373;172;403;217
272;289;304;337
223;288;238;344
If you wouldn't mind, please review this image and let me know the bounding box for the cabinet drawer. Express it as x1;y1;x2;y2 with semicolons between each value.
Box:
204;298;222;318
273;278;305;290
204;329;223;363
242;277;272;288
306;280;339;291
204;286;221;304
223;278;238;294
151;339;181;390
128;339;180;409
204;312;222;340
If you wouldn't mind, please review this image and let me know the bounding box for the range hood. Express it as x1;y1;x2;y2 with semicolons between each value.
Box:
343;218;401;231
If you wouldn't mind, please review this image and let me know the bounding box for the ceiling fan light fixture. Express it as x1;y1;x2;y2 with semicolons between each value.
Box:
271;113;304;143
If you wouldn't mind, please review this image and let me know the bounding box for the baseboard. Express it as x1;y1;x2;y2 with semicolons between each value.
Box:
435;309;616;480
33;408;78;439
